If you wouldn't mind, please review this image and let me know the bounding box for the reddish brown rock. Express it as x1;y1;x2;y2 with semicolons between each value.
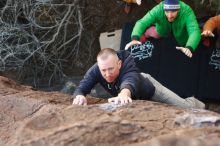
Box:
0;76;220;146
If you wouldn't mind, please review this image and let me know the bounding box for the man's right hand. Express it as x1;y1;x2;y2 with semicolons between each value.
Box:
72;95;87;105
125;40;142;50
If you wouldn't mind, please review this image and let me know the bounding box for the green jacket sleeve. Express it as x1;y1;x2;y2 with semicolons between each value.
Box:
185;8;201;51
131;4;162;40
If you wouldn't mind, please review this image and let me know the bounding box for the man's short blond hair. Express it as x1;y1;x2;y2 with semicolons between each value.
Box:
97;48;119;62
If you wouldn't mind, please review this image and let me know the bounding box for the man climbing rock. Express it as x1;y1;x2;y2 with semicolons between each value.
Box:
72;48;205;109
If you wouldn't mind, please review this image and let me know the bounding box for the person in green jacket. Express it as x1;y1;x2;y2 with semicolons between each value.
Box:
125;0;201;58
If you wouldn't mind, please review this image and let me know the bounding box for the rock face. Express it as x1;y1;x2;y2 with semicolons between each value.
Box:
0;76;220;146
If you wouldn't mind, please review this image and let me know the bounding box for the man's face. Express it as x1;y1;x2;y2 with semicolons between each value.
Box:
165;10;179;22
98;55;122;83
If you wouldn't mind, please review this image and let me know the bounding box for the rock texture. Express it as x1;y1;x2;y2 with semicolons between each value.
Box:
0;76;220;146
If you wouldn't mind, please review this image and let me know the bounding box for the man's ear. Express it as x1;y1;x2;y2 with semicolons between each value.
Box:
118;60;122;69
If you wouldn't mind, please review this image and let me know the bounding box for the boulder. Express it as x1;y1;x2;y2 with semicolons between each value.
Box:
0;76;219;146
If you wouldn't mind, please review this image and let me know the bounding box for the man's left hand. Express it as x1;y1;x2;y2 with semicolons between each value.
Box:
176;47;192;58
108;96;132;105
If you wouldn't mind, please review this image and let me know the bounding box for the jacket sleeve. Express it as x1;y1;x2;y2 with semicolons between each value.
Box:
73;65;99;97
119;72;140;98
203;15;220;32
131;3;162;40
185;7;201;51
118;53;140;97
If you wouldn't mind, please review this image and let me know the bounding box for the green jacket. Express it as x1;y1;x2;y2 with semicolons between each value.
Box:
131;1;201;51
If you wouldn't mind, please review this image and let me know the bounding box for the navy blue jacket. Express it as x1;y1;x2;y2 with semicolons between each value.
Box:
73;50;155;100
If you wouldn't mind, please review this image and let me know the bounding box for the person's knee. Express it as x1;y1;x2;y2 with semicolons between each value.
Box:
144;26;160;39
